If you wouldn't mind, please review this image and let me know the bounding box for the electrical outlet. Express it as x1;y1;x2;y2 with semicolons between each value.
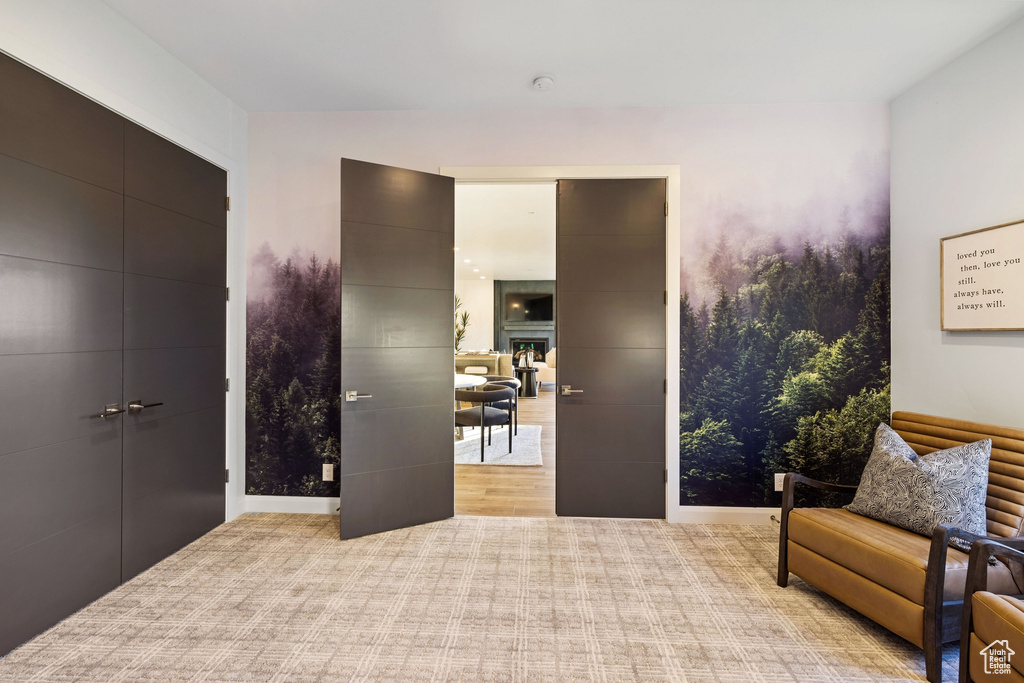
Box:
774;473;786;492
322;464;334;481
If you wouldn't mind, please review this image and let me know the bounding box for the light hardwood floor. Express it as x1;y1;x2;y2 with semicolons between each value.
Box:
454;383;556;517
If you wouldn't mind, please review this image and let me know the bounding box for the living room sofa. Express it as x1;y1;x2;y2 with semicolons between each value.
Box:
777;411;1024;683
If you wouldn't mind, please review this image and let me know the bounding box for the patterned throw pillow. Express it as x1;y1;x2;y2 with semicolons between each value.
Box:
845;422;991;546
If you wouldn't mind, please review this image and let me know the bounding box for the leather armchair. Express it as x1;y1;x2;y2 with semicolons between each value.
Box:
960;538;1024;682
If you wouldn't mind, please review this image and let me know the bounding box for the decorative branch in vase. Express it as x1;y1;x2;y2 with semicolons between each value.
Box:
454;295;470;352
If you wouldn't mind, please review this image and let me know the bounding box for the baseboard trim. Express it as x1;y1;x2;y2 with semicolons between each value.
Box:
668;506;780;525
245;495;340;515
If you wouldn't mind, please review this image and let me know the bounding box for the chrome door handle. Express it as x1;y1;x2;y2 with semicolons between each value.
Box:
95;403;126;419
561;385;583;396
128;400;164;414
345;390;373;402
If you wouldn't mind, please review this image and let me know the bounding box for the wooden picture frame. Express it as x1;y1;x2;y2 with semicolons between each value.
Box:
940;218;1024;330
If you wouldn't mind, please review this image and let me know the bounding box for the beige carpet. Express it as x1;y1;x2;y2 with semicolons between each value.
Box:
0;514;953;682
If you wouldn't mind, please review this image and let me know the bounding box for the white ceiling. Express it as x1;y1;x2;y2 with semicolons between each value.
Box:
101;0;1024;112
455;183;556;282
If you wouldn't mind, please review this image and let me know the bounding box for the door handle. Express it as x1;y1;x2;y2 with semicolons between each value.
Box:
561;385;583;396
345;390;373;402
128;400;164;414
95;403;126;419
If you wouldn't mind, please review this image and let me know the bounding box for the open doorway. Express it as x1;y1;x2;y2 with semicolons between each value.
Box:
453;182;557;517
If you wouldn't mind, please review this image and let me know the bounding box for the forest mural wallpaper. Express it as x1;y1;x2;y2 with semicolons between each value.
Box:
246;244;341;496
678;140;890;507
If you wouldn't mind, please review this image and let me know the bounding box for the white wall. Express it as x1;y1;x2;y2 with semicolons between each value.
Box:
890;15;1024;428
455;278;495;352
0;0;249;520
249;101;889;519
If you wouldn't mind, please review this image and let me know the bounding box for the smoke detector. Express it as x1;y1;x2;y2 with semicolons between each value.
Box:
532;75;554;91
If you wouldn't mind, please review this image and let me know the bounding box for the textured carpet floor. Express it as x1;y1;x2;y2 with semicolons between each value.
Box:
455;424;543;466
0;514;955;682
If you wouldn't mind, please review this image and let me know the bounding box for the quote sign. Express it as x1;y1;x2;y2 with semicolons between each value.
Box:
941;219;1024;330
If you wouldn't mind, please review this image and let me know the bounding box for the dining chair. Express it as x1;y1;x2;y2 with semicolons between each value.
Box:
454;384;516;462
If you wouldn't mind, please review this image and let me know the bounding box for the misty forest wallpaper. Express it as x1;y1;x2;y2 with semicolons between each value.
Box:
246;243;341;496
678;149;890;507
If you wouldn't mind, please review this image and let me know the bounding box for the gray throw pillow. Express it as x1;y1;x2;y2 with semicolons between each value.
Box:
845;422;990;546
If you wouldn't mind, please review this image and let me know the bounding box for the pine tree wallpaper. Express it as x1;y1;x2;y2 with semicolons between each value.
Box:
679;152;890;507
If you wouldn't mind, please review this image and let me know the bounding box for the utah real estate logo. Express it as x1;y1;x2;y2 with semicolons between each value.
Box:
981;639;1015;675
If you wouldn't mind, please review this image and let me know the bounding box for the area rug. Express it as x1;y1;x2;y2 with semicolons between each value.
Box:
0;514;956;682
455;423;542;466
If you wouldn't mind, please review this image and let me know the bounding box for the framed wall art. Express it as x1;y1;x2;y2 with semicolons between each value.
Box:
940;218;1024;330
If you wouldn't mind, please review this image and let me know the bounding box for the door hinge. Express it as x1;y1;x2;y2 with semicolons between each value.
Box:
664;469;668;483
225;378;230;392
225;469;230;483
226;196;231;211
664;201;668;216
664;379;668;394
226;287;230;302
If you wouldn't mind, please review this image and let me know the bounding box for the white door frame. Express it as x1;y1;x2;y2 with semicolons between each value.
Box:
442;165;778;525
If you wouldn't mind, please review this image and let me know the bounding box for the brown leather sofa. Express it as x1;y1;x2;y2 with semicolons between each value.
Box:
960;538;1024;683
777;411;1024;683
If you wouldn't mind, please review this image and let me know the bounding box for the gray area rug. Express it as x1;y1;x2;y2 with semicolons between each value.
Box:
455;423;542;466
0;514;955;682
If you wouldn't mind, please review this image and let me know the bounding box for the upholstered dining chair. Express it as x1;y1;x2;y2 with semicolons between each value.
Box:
480;374;521;435
454;384;516;462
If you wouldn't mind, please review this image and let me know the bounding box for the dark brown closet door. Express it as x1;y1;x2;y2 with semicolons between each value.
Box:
555;179;666;518
0;54;124;655
339;159;454;539
121;123;226;580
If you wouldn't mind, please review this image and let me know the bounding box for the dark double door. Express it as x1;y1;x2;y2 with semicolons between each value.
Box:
337;163;666;537
0;54;226;655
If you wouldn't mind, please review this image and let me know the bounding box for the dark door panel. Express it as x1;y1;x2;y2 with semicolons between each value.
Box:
124;275;225;350
124;347;225;423
124;123;226;228
339;159;454;539
556;461;665;518
556;348;665;406
341;347;453;412
340;462;454;540
122;407;224;507
0;256;122;355
556;179;666;236
557;291;666;349
557;234;666;292
341;221;454;290
0;436;121;556
125;198;227;286
557;405;665;464
342;285;453;348
0;54;123;192
340;405;454;475
0;509;121;657
0;351;121;457
556;178;666;519
0;153;123;271
121;407;224;580
340;159;454;232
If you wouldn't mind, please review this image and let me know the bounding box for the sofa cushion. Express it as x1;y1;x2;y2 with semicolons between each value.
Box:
788;507;1018;605
845;422;991;546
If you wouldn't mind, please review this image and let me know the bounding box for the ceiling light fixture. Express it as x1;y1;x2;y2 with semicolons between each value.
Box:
479;276;486;279
532;75;554;91
464;259;471;263
472;268;479;272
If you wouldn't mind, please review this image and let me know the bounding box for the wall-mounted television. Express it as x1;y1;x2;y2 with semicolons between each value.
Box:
505;293;553;322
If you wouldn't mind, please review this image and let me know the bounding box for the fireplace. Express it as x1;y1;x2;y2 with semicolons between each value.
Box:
509;338;549;362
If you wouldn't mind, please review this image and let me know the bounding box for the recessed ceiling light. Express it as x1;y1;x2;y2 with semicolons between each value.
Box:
464;259;471;263
453;247;460;251
479;276;486;279
472;268;479;272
